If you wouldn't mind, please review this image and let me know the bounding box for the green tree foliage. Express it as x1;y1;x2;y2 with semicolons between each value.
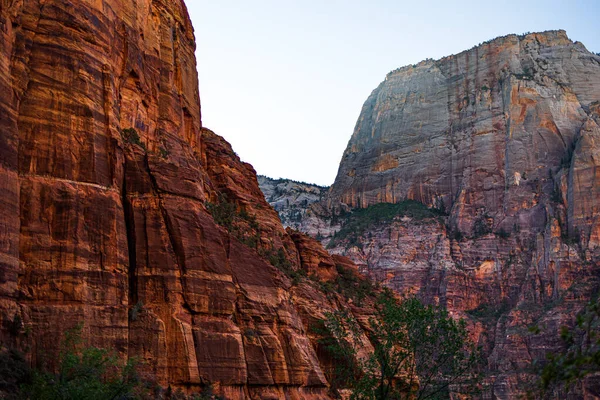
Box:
531;301;600;398
20;325;140;400
321;294;481;399
321;263;376;306
207;193;238;231
121;128;146;151
1;325;230;399
0;347;31;398
207;193;261;249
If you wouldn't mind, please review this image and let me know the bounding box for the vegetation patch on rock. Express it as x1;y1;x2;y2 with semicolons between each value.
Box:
327;200;446;249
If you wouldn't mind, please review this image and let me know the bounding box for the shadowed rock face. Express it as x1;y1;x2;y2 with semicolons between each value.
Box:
0;1;376;397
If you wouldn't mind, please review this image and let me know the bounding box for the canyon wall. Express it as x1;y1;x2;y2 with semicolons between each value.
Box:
330;30;600;246
0;1;377;398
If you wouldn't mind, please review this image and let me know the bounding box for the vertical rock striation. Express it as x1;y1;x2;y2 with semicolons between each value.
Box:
330;30;600;243
0;1;377;398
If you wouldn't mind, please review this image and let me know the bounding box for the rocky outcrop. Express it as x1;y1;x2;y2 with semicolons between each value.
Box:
260;31;600;398
0;1;378;398
258;176;336;238
258;177;326;215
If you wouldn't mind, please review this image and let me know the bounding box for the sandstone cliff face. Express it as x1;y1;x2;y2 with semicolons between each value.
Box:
0;1;376;398
261;31;600;398
330;30;600;245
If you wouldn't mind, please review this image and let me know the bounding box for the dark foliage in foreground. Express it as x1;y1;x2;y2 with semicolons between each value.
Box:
319;293;482;399
529;300;600;398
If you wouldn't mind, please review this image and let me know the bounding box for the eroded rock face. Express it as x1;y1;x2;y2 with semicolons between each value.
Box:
332;31;600;399
258;176;336;238
0;1;375;397
330;31;600;241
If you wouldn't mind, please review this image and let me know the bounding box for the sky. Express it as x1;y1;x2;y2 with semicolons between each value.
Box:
187;1;600;186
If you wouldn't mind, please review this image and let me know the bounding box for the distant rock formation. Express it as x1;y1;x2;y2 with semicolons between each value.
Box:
330;30;600;245
261;31;600;398
258;176;338;239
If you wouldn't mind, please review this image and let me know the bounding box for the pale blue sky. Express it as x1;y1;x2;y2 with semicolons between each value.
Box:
188;1;600;186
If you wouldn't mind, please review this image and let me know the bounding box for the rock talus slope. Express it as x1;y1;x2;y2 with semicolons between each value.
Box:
0;1;376;398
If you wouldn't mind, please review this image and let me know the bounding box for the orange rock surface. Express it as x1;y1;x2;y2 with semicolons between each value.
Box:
0;1;375;397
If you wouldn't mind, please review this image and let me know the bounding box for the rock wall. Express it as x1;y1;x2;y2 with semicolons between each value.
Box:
0;1;377;398
261;31;600;398
330;30;600;243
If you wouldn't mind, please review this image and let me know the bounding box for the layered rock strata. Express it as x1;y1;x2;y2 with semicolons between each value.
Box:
330;30;600;245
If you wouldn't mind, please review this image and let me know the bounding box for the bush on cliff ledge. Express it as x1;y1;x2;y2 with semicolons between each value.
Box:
327;200;446;249
20;325;140;400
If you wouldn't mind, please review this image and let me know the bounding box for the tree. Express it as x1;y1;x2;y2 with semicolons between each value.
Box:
321;294;481;399
21;325;141;400
530;300;600;398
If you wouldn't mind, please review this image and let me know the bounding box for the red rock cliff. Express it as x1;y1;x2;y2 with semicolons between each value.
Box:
0;1;375;398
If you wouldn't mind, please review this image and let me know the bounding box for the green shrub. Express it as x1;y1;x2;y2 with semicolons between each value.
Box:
332;263;375;305
122;128;146;151
322;295;482;399
529;300;600;397
158;146;169;159
328;200;445;248
20;325;140;400
207;194;237;230
268;248;290;270
1;326;231;399
207;193;261;249
319;281;336;295
263;247;308;285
